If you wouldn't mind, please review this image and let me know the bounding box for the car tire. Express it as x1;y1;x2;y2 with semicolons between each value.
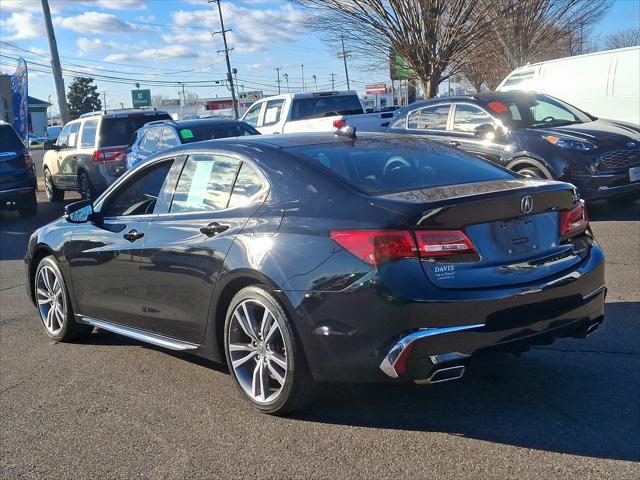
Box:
606;192;640;206
78;171;95;201
44;168;64;202
509;158;554;180
34;256;92;342
17;190;37;217
224;286;314;415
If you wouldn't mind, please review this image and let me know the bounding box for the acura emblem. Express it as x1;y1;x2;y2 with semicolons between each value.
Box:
627;142;636;149
520;195;533;214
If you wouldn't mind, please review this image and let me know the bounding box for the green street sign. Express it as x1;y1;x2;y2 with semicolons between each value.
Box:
131;89;151;108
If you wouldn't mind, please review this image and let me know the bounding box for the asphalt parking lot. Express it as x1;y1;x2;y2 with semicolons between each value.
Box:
1;151;639;479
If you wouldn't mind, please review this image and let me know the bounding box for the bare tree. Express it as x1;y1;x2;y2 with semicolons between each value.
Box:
151;95;168;109
604;28;640;50
293;1;510;98
486;0;611;70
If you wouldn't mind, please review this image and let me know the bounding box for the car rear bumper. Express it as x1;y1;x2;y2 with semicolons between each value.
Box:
571;169;640;200
0;185;36;204
292;243;605;383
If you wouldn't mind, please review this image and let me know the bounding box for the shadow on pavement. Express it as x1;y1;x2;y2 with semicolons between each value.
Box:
587;198;640;221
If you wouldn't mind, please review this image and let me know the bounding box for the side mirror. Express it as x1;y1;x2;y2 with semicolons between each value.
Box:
473;123;497;139
64;200;98;224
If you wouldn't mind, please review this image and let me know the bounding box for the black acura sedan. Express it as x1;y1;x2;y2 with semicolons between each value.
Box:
387;91;640;204
26;132;605;414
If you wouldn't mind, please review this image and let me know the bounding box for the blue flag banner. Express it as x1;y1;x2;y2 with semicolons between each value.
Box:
11;57;29;145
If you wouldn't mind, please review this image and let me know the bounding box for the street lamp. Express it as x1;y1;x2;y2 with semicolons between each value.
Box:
282;73;289;93
47;95;52;126
301;64;305;92
312;75;317;91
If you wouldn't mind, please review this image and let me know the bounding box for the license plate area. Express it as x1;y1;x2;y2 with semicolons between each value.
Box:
490;217;538;257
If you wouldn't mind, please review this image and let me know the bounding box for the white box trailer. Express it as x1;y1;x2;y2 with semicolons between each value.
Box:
497;46;640;125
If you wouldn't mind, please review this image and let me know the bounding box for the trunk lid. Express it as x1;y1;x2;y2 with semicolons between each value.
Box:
370;178;587;288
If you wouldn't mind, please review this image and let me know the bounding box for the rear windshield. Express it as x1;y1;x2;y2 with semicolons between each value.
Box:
0;124;24;150
99;113;171;147
289;137;514;194
290;95;363;121
178;122;259;143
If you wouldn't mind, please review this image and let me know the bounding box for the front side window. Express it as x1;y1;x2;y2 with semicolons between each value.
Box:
0;124;24;149
229;162;264;208
415;104;450;130
263;99;285;126
102;161;173;217
243;103;262;127
66;122;81;149
79;119;98;148
56;123;72;148
453;104;494;133
488;94;590;128
170;154;241;213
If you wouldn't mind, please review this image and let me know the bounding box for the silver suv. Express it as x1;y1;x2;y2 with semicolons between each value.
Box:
42;110;171;200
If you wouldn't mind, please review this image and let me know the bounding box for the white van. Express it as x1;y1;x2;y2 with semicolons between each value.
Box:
497;46;640;125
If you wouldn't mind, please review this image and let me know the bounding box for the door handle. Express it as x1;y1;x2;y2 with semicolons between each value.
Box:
123;229;144;242
448;141;461;148
199;222;229;237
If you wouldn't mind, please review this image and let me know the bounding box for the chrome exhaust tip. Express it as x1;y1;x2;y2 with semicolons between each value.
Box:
585;322;600;337
415;365;466;385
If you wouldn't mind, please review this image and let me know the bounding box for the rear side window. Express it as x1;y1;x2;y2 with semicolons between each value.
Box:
160;128;180;149
0;124;24;149
79;119;98;148
290;138;514;194
179;122;259;143
412;105;450;130
170;154;240;213
229;162;264;207
290;95;363;121
99;114;171;147
139;127;162;154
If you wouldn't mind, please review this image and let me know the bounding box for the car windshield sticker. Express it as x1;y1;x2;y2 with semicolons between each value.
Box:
180;129;194;140
185;160;214;208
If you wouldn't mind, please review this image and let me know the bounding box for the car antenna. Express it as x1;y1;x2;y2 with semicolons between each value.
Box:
334;125;357;140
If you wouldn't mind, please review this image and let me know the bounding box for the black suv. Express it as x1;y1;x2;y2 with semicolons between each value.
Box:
0;121;37;217
387;91;640;204
42;109;171;200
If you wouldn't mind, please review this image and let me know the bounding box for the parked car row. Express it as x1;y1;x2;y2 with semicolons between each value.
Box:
0;120;37;217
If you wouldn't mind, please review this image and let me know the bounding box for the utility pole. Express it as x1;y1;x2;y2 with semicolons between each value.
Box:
339;35;351;90
312;75;317;91
209;0;239;119
101;91;108;113
40;0;69;124
301;64;305;92
330;73;336;90
275;67;281;94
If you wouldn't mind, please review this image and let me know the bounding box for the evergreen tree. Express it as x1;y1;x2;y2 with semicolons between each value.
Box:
67;77;102;120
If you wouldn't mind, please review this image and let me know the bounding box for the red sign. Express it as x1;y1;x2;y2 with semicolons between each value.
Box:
206;100;234;110
366;83;386;95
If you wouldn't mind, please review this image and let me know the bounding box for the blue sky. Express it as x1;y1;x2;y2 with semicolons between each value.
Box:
1;0;638;114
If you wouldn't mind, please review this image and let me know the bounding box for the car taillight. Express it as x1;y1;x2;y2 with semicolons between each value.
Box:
329;229;477;267
330;230;415;267
333;119;347;129
93;148;125;163
559;200;588;238
413;230;476;257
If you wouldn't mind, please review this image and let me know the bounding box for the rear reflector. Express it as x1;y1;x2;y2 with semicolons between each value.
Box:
333;119;347;129
330;229;476;267
414;230;476;257
560;199;588;238
93;148;125;163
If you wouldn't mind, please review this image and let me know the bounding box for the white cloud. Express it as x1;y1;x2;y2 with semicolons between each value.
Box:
246;63;265;71
167;4;307;54
86;0;147;10
54;11;139;34
104;45;198;62
28;46;47;55
76;37;118;54
0;12;42;40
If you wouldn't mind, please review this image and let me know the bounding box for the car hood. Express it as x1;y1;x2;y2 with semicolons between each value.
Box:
531;119;640;147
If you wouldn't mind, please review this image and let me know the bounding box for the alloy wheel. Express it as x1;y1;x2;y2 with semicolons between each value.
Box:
36;265;66;335
80;174;92;200
45;171;54;198
228;299;288;404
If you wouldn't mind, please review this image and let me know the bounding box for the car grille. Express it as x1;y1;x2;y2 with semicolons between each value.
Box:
600;149;639;170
